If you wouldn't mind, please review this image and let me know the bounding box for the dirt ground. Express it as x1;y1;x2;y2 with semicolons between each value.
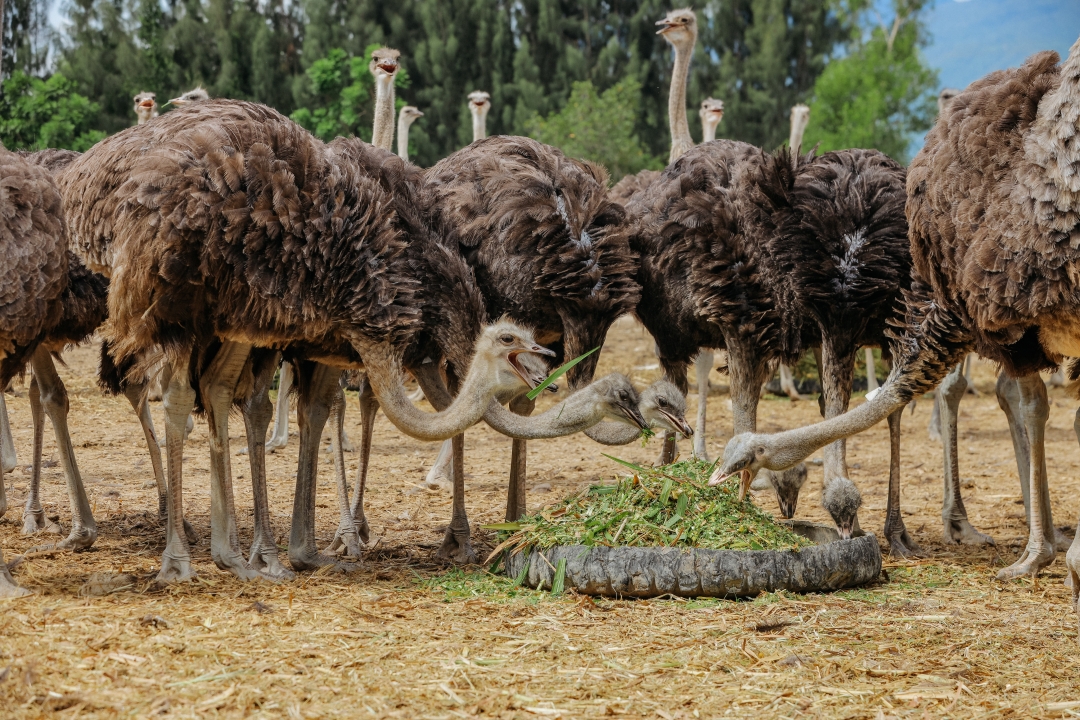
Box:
1;316;1079;718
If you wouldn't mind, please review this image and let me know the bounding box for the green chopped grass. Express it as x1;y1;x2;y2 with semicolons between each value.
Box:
494;460;813;555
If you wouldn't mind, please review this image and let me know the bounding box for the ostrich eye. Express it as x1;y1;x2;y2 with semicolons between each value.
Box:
618;391;627;401
756;446;766;456
499;334;514;344
657;397;668;407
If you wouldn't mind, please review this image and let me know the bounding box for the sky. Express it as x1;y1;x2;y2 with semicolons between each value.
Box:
922;0;1079;91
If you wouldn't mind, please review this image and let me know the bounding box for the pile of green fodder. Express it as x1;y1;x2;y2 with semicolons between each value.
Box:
491;459;813;557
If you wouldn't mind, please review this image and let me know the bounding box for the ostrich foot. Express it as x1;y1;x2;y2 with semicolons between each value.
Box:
884;521;923;558
211;549;271;582
248;541;295;582
327;524;364;561
287;549;360;574
996;543;1055;582
424;474;452;492
945;518;995;546
28;525;96;553
436;524;478;565
155;551;196;584
21;509;63;536
0;572;30;598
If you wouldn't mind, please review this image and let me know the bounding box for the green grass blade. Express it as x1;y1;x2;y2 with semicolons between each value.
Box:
551;558;567;595
481;522;522;531
513;557;531;586
601;453;652;474
527;347;600;400
659;477;674;505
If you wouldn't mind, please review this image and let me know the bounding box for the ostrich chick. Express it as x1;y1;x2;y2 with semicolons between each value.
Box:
167;86;209;107
133;92;158;124
699;98;724;142
396;106;424;163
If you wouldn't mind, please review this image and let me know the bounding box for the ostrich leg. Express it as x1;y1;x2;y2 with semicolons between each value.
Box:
326;383;363;560
200;341;266;581
996;374;1056;580
21;376;61;535
335;375;377;548
505;394;535;522
864;348;879;393
996;374;1070;551
963;354;979;395
157;362;197;582
25;347;96;552
0;392;16;474
289;362;358;572
1067;410;1080;628
240;356;295;580
266;362;292;451
817;336;862;539
693;351;712;460
939;363;994;545
122;380;198;545
883;407;921;556
425;440;453;490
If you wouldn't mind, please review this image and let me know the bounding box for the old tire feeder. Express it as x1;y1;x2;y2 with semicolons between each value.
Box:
504;533;881;599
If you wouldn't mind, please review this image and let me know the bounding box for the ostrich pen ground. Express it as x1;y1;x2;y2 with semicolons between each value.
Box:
1;316;1078;718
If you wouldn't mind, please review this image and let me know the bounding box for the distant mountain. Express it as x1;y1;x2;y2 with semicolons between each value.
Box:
923;0;1079;91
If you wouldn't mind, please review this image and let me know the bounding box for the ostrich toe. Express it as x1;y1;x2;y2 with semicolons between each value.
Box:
944;517;995;546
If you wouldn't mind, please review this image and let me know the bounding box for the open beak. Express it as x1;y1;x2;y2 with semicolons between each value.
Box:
618;403;649;431
507;344;557;389
655;19;674;34
139;100;155;110
165;98;184;107
378;62;398;74
661;410;692;437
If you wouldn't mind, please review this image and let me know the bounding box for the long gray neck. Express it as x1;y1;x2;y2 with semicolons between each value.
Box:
396;116;413;162
483;388;609;440
789;119;806;155
471;110;487;143
584;420;640;445
372;75;396;151
702;120;719;143
359;340;493;441
764;387;905;471
668;43;694;162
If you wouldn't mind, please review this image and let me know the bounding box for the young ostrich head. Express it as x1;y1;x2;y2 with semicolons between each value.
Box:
370;47;401;82
396;106;423;162
468;91;491;142
638;379;693;436
465;319;556;398
398;106;424;128
167;86;209;107
369;47;402;151
133;92;158;124
699;98;725;142
657;8;698;162
937;87;960;114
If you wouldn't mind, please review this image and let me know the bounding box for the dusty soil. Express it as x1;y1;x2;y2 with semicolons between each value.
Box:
1;316;1078;718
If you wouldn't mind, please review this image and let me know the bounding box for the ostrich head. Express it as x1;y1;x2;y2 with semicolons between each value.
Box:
822;478;862;539
638;379;692;436
937;87;960;114
167;86;209;107
473;319;556;395
699;97;725;140
370;47;401;84
399;106;424;127
757;464;808;519
468;91;491;119
589;374;649;430
656;8;697;50
133;92;158;124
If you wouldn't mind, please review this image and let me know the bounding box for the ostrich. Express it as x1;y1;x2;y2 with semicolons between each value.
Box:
0;148;69;596
166;86;209;107
133;92;158;124
699;98;724;142
57;100;622;581
717;41;1080;602
468;91;491;142
397;106;423;162
608;8;698;206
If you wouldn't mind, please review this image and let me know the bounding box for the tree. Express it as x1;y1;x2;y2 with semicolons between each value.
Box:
0;70;106;150
526;78;661;180
803;0;938;162
2;0;52;80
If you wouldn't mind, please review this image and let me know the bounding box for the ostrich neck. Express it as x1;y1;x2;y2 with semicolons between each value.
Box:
668;43;694;163
789;121;806;154
702;121;719;143
1022;35;1080;221
471;111;487;143
359;340;493;441
396;116;413;162
584;420;640;445
483;390;608;439
372;76;396;151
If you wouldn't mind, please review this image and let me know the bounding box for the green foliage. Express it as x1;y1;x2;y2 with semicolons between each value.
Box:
526;79;661;180
803;0;939;162
290;45;410;143
0;71;106;151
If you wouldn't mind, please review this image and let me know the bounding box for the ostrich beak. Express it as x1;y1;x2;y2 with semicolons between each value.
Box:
139;100;155;110
617;402;649;431
661;409;693;437
737;469;753;502
165;98;185;107
655;19;675;34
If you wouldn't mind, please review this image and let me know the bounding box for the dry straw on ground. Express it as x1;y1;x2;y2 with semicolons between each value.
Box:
1;317;1078;718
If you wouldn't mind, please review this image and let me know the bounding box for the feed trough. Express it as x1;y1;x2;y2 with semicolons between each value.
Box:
498;462;882;598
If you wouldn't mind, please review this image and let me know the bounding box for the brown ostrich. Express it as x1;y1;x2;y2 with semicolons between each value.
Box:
133;92;158;124
57;100;620;581
717;41;1080;605
0;147;69;596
